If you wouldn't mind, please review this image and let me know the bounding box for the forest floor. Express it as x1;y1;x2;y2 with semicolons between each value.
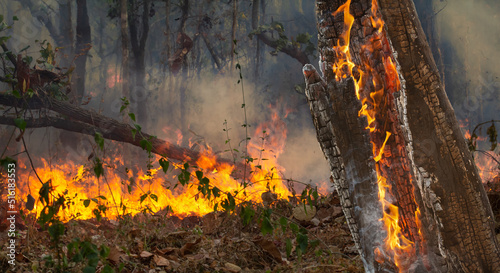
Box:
2;177;500;273
0;193;365;273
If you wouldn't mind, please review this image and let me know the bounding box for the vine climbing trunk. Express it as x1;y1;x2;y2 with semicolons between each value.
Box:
304;0;500;272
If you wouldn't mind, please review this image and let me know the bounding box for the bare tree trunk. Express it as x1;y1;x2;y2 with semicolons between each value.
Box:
305;0;500;272
230;0;238;70
74;0;91;104
58;0;73;68
163;0;172;74
120;0;130;99
178;0;190;136
128;0;150;125
252;0;260;78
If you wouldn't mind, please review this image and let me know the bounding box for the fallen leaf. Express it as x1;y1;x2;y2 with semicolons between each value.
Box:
140;251;154;258
153;255;171;267
156;247;177;255
224;262;241;272
180;237;201;256
107;246;123;264
253;236;282;262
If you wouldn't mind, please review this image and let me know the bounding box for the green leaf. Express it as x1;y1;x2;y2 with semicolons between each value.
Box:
159;158;169;173
83;266;96;273
0;15;3;23
279;217;288;233
94;132;104;151
195;170;204;181
14;118;27;131
83;199;91;207
101;265;114;273
240;205;255;226
261;216;273;235
296;32;312;44
140;193;148;203
93;158;103;179
128;113;136;122
139;139;152;153
297;231;308;253
487;122;498;151
212;187;220;198
12;16;18;21
99;244;110;258
12;89;22;98
150;193;158;202
289;222;299;234
285;238;293;257
131;128;137;140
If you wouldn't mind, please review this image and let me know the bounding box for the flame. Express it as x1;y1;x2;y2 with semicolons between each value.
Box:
459;120;500;183
332;0;418;270
12;106;294;222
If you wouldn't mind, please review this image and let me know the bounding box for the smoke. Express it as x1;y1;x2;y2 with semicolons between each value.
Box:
153;74;331;191
435;0;500;121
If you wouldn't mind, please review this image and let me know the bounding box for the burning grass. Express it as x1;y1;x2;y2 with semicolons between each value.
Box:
0;192;364;272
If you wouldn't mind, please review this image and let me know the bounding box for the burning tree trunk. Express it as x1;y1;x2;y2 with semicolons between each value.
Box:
304;0;500;272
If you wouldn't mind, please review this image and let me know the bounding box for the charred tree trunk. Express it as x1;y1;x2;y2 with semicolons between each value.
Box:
305;0;500;272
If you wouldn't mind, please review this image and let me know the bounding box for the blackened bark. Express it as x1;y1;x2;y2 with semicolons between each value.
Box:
379;0;500;271
306;0;500;272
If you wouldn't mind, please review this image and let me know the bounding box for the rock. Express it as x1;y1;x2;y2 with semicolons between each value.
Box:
225;262;242;272
311;218;321;226
292;205;317;221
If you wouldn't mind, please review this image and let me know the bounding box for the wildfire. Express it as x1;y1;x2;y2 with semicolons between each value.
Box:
12;107;293;222
332;0;419;270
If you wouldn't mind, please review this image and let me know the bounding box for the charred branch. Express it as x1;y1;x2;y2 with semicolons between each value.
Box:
0;92;247;178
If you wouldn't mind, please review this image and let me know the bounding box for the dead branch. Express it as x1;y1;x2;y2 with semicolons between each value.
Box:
0;92;247;177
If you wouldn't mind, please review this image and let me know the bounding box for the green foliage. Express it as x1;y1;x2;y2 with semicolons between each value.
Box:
94;132;105;151
487;122;498;151
260;209;274;235
159;157;170;173
248;21;316;58
14;118;27;131
241;205;256;226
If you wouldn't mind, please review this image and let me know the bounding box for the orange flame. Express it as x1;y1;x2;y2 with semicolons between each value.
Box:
332;0;417;270
13;107;294;222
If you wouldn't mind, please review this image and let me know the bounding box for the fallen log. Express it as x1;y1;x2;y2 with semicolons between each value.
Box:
0;92;247;178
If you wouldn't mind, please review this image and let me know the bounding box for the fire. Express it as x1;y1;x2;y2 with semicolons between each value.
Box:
332;0;419;270
11;107;293;222
459;120;500;184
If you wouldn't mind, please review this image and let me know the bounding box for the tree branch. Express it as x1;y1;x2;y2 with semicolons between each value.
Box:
0;92;247;177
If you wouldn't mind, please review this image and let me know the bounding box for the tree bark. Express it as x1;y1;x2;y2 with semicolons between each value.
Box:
230;0;238;70
74;0;91;104
120;0;130;99
379;0;500;271
305;0;500;272
128;0;150;125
